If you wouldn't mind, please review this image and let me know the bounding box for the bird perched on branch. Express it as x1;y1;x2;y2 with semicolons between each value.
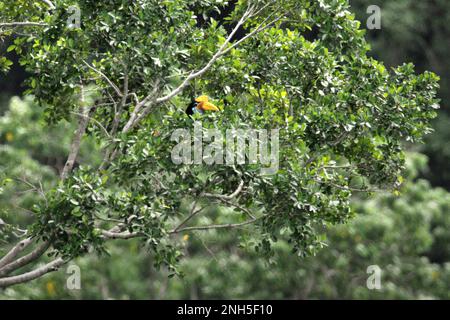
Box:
186;95;220;116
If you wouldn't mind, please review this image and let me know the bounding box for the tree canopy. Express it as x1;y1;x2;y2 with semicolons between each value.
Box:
0;0;440;287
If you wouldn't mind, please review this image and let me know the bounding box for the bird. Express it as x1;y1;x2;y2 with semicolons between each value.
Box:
186;95;220;116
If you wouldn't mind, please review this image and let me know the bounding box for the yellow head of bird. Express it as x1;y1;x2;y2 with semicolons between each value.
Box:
195;95;220;112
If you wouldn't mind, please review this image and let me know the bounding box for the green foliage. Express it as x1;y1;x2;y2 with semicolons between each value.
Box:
0;0;442;282
350;0;450;188
0;97;100;246
2;153;449;300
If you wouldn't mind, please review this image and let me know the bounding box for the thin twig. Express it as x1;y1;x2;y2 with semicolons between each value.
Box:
122;80;160;132
203;180;244;200
218;199;257;220
70;111;111;138
173;200;207;233
82;60;123;98
170;217;261;234
0;22;47;28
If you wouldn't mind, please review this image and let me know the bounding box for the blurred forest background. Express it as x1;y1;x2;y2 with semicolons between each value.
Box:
0;0;448;299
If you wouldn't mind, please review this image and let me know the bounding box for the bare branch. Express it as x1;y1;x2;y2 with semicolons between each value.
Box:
170;217;261;234
71;111;111;138
61;87;91;180
217;199;257;220
0;22;47;28
313;178;381;193
202;180;256;219
14;177;47;205
0;258;64;288
220;15;284;56
122;80;160;133
203;180;244;200
319;165;353;170
101;229;140;240
99;218;144;240
0;238;33;269
0;241;50;277
110;67;129;136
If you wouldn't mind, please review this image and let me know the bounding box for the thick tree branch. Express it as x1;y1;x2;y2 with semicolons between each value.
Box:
0;238;33;269
61;87;90;180
0;241;50;277
0;258;64;288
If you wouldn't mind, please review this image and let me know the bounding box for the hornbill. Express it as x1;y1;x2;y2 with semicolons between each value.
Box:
186;95;220;116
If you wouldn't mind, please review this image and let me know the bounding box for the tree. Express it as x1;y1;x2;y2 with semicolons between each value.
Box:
349;0;450;189
161;153;449;300
2;124;448;299
0;0;439;287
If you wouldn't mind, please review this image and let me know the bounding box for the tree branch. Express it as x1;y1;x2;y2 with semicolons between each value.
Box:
82;60;123;98
61;87;90;180
0;22;47;28
110;66;129;136
0;258;65;288
122;80;160;133
71;111;111;138
40;0;56;9
121;2;284;133
203;180;244;200
216;198;257;220
0;241;50;277
170;216;261;234
152;4;256;105
173;200;207;233
0;238;33;269
101;229;141;240
220;15;284;56
313;178;381;193
105;3;285;140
